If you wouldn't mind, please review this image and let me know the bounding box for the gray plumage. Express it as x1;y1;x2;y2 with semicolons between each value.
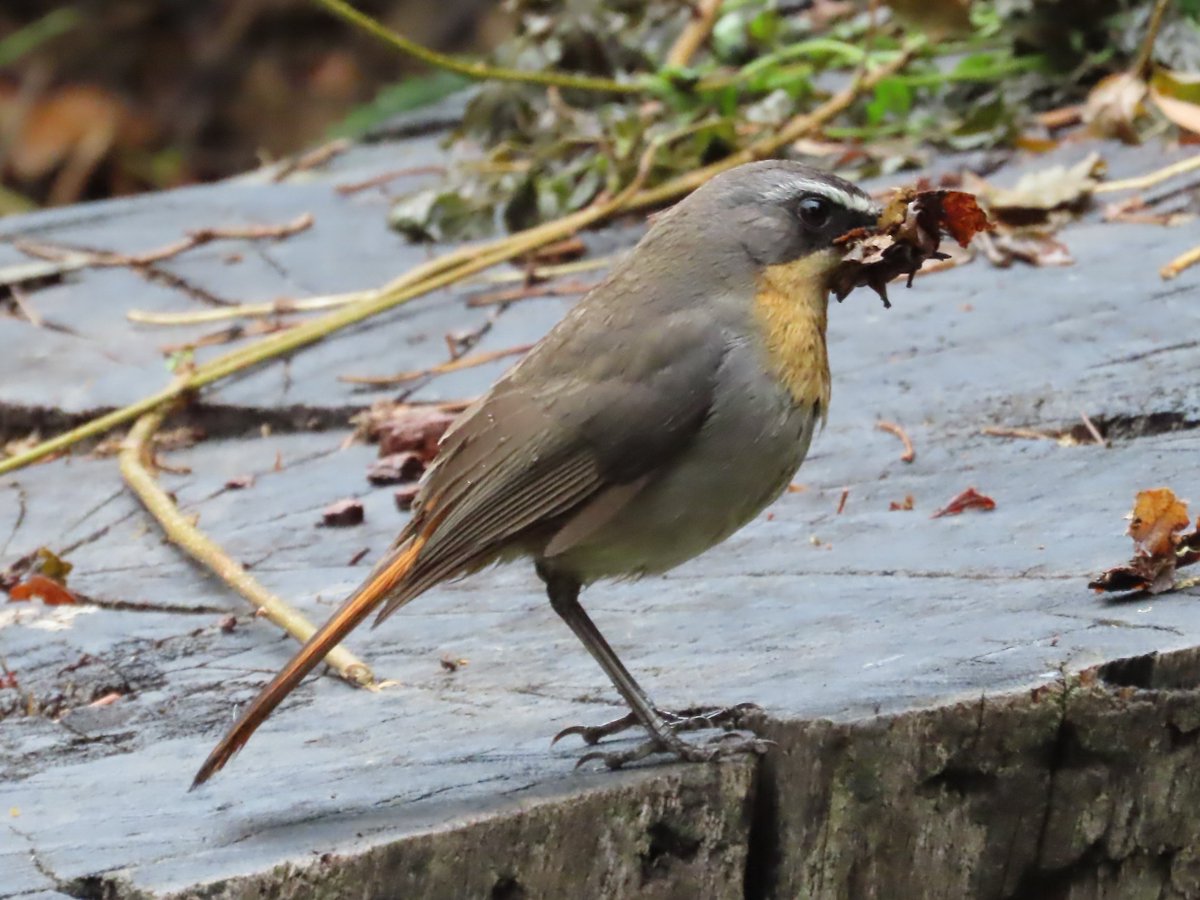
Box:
192;160;879;786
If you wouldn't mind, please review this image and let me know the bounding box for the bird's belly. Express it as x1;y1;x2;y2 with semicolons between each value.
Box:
556;362;818;583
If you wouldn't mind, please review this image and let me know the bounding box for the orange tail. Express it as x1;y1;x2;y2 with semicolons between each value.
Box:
191;537;425;788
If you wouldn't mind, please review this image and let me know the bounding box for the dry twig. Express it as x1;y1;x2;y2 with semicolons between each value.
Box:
335;166;447;195
665;0;724;68
118;406;374;687
339;343;533;387
981;425;1058;441
876;420;915;462
7;285;42;327
466;280;596;307
157;321;293;354
271;139;352;182
1094;154;1200;195
1078;411;1107;446
15;214;313;270
1161;243;1200;280
127;291;364;326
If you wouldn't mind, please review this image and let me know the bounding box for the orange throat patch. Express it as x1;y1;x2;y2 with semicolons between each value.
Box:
753;249;836;417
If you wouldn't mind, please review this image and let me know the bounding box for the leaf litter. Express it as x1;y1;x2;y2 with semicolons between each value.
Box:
830;187;992;307
932;488;996;519
1089;487;1200;595
3;547;78;606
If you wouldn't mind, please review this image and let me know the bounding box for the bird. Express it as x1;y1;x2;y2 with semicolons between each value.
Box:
192;160;880;787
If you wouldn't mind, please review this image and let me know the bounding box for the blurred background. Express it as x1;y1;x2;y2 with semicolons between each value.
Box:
0;0;510;213
2;0;1197;224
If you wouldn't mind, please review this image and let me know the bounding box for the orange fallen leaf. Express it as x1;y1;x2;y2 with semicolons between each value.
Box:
939;191;993;248
1089;487;1200;594
931;487;995;518
8;574;78;606
1128;487;1190;558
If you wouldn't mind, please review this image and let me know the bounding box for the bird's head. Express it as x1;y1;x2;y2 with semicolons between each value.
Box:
654;160;880;293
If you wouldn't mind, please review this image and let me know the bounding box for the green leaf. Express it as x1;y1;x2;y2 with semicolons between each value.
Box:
952;52;1003;79
329;72;471;139
866;78;913;125
747;10;781;45
0;7;80;67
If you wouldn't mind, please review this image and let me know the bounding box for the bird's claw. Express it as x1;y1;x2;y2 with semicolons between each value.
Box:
575;731;771;770
551;711;641;747
552;702;763;749
662;702;763;734
575;737;666;770
555;701;770;770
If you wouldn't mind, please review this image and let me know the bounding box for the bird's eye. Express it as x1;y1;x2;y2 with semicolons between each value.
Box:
797;195;832;229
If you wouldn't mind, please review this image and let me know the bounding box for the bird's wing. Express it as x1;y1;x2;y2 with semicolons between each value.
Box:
379;308;730;614
191;304;727;787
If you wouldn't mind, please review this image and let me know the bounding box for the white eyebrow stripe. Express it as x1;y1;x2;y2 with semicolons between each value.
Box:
763;177;877;213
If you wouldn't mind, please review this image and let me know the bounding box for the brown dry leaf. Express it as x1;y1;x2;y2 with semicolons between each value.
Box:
1128;488;1190;557
978;231;1074;267
958;154;1106;270
354;403;464;461
931;487;996;518
889;495;915;511
367;452;426;486
3;547;78;605
938;192;993;246
962;153;1104;227
830;189;993;307
1089;487;1200;594
1149;69;1200;136
394;484;421;512
320;499;365;527
1082;71;1147;143
8;574;78;606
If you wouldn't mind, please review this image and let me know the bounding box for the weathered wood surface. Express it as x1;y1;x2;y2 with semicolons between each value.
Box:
2;119;1200;899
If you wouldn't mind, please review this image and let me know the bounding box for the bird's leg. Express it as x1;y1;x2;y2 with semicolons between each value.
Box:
540;565;769;769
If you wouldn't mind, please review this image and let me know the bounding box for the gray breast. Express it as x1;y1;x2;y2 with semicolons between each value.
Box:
551;340;818;583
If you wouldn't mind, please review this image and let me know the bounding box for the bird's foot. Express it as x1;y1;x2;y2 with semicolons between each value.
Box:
552;702;770;769
575;730;772;771
551;702;762;747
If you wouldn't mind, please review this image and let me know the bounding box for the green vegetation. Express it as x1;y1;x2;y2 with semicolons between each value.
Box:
321;0;1199;242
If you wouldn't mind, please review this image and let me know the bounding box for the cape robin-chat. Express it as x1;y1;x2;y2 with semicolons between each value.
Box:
193;160;879;786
